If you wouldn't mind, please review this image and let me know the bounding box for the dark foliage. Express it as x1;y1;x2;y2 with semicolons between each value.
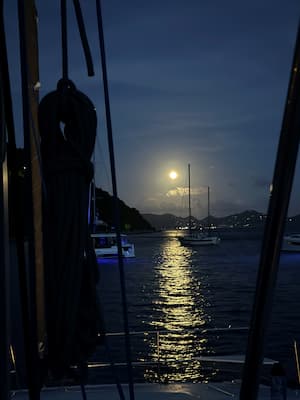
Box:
95;187;153;232
7;148;154;238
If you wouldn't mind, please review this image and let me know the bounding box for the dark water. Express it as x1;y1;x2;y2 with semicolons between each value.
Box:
93;230;300;384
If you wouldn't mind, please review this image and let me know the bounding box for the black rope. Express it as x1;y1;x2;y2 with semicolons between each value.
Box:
79;363;88;400
103;336;126;400
61;0;68;80
61;0;95;80
39;79;101;380
80;383;87;400
95;1;135;400
96;299;126;400
72;0;94;77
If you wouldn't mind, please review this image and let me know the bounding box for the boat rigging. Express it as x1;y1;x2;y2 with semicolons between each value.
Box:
178;164;221;246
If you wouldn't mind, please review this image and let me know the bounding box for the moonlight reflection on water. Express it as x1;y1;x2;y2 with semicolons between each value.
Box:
97;232;300;384
145;237;215;382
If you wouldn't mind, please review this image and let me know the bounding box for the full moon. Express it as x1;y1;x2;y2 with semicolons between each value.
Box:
169;170;178;180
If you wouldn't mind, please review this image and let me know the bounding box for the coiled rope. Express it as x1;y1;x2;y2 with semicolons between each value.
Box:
39;78;101;379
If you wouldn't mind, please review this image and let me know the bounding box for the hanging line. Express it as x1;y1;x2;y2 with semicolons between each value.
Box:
73;0;94;77
240;20;300;400
20;2;100;211
60;0;68;80
97;298;126;400
102;335;126;400
61;0;94;81
95;1;135;400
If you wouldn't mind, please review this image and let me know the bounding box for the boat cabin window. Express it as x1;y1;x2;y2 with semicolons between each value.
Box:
93;236;116;248
92;235;128;248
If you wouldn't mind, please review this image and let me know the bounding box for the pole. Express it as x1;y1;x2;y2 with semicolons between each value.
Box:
0;28;10;398
240;22;300;400
18;0;42;398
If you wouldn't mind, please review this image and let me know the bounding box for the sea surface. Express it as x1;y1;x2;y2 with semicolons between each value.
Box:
92;229;300;385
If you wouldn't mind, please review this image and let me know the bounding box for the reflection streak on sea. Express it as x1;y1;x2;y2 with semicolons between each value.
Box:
144;238;215;382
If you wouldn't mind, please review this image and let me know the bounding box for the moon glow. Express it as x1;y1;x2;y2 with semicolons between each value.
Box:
169;170;178;180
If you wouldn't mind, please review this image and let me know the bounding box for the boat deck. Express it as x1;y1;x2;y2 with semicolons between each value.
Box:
12;381;300;400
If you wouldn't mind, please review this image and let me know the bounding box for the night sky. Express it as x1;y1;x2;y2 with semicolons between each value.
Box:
4;1;300;218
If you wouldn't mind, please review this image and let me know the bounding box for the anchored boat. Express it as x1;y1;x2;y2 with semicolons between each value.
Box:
91;232;135;258
179;164;221;246
282;233;300;252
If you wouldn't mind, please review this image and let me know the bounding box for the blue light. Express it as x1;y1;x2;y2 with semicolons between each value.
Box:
96;256;136;266
280;251;300;266
96;257;118;265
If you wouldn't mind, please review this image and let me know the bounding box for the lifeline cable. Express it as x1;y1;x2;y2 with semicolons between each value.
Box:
95;1;135;399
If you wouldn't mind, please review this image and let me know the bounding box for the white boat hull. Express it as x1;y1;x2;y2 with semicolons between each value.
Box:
92;233;135;258
179;235;221;246
282;234;300;252
94;245;135;258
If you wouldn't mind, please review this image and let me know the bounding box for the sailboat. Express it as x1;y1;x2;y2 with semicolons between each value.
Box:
178;164;221;246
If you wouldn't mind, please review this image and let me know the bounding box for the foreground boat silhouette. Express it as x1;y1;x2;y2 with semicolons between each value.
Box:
1;1;300;400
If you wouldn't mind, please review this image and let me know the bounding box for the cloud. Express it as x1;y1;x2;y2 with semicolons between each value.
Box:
166;186;209;198
137;185;214;217
166;187;188;198
139;195;185;216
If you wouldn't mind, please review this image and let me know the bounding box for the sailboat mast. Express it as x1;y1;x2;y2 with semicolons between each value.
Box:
188;163;191;234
